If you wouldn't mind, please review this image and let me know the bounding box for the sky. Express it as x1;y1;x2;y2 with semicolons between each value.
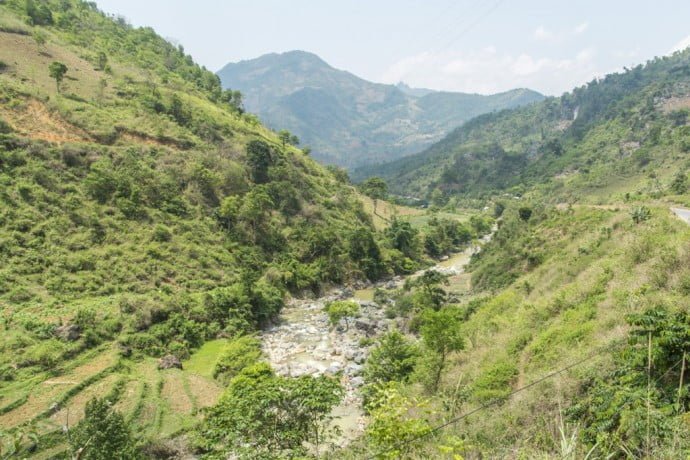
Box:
95;0;690;96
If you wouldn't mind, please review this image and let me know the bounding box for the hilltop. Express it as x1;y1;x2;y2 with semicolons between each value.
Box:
217;50;543;168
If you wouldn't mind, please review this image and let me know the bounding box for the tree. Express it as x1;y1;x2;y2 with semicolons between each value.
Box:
246;140;273;184
324;300;360;331
48;61;68;93
670;171;687;194
26;0;53;26
349;227;386;280
420;308;464;392
197;363;343;459
68;398;139;460
386;218;419;260
278;129;298;148
415;269;449;309
96;51;108;71
365;383;432;459
359;177;388;214
518;206;532;222
493;201;506;218
364;330;419;387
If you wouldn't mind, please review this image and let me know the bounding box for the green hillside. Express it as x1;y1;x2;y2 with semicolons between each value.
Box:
367;50;690;206
217;51;544;169
334;47;690;459
0;1;492;456
2;1;690;459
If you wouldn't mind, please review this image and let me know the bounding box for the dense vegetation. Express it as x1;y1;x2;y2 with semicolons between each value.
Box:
0;1;487;457
218;50;543;169
366;48;690;206
2;0;690;458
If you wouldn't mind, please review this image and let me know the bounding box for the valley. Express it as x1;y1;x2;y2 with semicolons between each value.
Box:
1;1;690;459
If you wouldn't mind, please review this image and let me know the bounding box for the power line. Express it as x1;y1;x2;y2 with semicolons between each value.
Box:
433;0;507;54
365;349;687;459
365;349;604;459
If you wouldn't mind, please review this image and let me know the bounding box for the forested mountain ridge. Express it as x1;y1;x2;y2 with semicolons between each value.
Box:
367;48;690;204
217;50;544;168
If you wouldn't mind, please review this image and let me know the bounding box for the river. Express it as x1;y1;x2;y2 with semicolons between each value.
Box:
259;234;489;445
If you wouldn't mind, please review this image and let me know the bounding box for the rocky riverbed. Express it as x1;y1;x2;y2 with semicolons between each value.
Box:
261;292;391;441
259;235;490;444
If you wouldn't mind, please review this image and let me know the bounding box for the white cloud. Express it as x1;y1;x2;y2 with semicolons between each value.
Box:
574;22;589;34
533;26;553;41
670;34;690;54
380;48;598;96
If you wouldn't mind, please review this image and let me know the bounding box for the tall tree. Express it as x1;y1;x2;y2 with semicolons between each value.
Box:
68;398;139;460
48;61;68;93
360;177;388;214
420;308;464;392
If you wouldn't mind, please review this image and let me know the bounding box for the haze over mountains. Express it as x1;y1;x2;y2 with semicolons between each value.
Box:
217;50;544;168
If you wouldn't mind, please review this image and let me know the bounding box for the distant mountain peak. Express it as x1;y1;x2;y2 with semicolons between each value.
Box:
395;81;437;98
217;52;544;169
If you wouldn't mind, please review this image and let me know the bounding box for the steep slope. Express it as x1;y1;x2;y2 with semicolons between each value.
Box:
0;1;451;454
367;49;690;204
217;51;543;168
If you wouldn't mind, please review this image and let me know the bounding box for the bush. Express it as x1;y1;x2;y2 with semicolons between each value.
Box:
151;224;172;242
471;360;518;403
213;335;262;383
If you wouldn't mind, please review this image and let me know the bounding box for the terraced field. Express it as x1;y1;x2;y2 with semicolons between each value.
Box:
0;343;224;457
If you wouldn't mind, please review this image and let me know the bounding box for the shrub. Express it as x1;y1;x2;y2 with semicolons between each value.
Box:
212;335;262;383
471;360;518;403
151;224;172;242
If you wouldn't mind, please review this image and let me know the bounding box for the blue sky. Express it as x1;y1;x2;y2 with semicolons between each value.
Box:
95;0;690;96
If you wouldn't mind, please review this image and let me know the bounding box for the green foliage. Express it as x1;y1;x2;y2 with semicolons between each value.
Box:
471;359;518;403
630;205;651;224
324;300;360;330
569;306;690;457
212;335;262;383
419;308;465;391
25;0;53;26
422;216;472;258
385;218;419;260
670;171;687;194
518;206;533;222
246;139;273;184
48;61;67;92
68;397;139;460
413;270;450;310
359;177;388;203
0;428;38;459
349;227;386;280
277;129;299;147
365;383;433;459
363;330;419;410
197;363;343;459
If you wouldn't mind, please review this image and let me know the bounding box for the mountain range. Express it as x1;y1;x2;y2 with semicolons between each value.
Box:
217;51;544;168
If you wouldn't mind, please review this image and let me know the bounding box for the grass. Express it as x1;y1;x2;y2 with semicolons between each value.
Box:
413;204;690;456
183;339;227;378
